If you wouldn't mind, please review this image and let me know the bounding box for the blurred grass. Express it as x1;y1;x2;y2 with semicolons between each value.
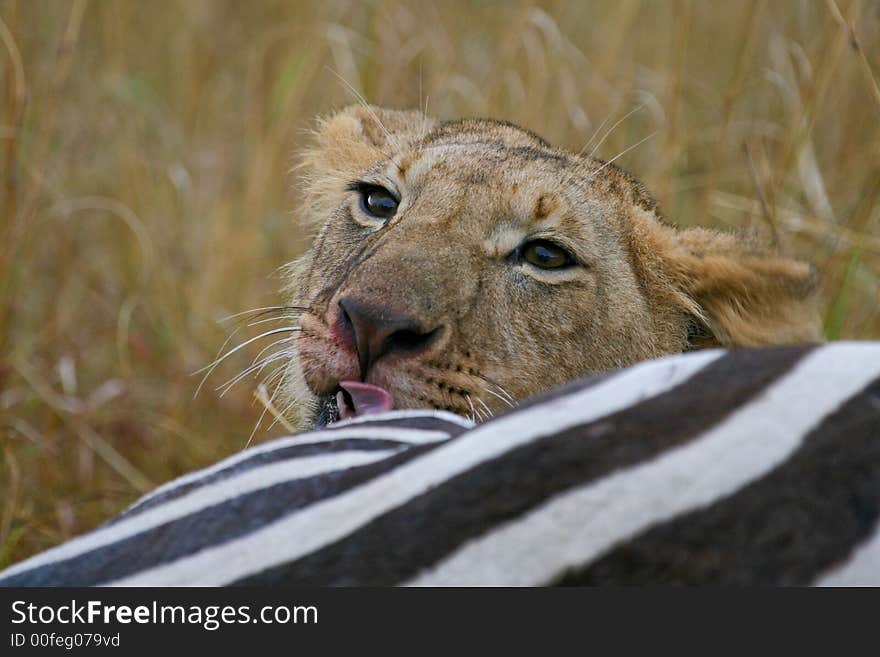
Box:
1;0;878;566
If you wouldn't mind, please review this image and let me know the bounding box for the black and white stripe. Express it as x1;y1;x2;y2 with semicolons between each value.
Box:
1;343;878;586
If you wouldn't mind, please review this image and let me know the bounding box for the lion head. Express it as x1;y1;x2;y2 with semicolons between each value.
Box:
278;105;820;426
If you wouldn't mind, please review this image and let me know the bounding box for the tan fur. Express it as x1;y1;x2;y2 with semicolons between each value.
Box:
280;105;821;426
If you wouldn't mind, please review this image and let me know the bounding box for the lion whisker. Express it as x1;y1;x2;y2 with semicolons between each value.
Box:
578;111;614;157
192;327;302;400
464;393;477;424
475;395;493;421
466;392;488;422
193;327;302;375
470;370;517;407
589;131;658;178
250;335;297;367
216;352;290;398
245;314;301;328
192;324;247;399
586;104;644;159
218;305;309;324
327;67;404;167
260;362;290;391
481;385;515;410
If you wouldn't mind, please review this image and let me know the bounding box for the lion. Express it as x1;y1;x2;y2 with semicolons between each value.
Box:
276;105;821;428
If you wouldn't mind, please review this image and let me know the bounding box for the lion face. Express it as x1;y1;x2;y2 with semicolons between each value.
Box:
281;106;820;427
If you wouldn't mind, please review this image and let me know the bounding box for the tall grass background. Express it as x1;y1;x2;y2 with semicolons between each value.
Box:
1;0;878;565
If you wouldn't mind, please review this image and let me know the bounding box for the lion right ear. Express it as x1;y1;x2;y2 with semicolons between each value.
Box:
299;105;437;224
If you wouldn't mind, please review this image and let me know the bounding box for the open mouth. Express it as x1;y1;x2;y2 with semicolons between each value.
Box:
314;380;394;427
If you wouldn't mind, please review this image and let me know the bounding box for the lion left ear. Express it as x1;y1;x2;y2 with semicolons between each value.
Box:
670;227;822;347
626;209;822;348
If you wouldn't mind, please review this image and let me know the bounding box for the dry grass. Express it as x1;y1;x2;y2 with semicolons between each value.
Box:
1;0;879;566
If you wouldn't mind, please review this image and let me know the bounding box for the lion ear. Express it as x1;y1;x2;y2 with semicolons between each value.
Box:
625;210;822;348
299;105;436;224
669;227;822;347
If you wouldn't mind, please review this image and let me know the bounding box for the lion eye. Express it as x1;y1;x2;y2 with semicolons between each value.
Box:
520;239;575;270
358;184;398;220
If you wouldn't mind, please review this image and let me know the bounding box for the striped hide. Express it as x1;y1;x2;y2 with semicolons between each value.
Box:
2;343;879;586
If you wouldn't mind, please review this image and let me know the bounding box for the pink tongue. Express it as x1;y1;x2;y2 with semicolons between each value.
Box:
338;381;394;419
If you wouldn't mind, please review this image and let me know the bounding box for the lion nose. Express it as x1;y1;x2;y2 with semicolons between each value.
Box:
337;297;443;379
